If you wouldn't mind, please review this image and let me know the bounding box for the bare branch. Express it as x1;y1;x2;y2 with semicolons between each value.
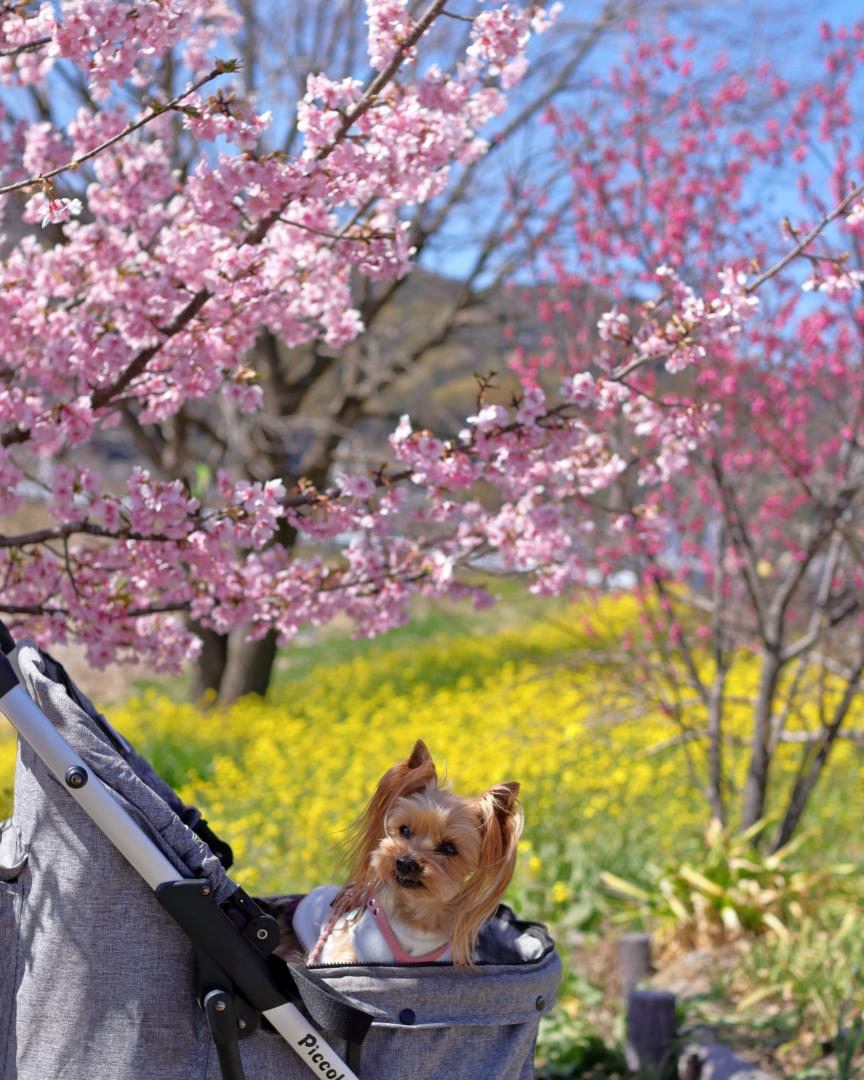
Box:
773;646;864;849
0;36;50;59
746;178;864;294
0;64;231;196
710;457;770;645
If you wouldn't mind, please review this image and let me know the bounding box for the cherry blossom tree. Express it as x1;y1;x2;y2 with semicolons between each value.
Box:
98;0;637;701
498;24;864;847
0;0;563;668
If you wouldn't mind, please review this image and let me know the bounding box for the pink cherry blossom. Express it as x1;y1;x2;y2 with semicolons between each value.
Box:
3;6;861;703
40;196;82;227
0;0;557;667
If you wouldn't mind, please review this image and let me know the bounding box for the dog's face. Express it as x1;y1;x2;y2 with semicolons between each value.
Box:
370;785;485;908
342;739;523;962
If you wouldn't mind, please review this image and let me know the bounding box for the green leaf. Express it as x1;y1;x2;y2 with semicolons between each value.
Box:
666;893;692;923
192;462;212;499
678;865;726;898
599;871;650;902
738;814;779;845
720;904;742;933
736;984;780;1012
762;912;791;940
764;828;814;868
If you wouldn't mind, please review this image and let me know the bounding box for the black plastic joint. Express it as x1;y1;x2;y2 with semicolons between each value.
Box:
65;766;89;789
204;989;241;1045
0;653;18;697
155;879;285;1013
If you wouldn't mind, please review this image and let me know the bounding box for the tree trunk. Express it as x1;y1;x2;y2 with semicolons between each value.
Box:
193;504;299;702
218;629;279;702
772;655;864;850
190;624;229;701
741;651;783;832
706;677;726;825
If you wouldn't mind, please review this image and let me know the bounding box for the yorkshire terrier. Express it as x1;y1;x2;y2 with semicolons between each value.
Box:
292;739;523;966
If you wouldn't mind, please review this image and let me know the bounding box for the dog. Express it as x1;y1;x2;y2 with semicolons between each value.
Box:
292;739;523;966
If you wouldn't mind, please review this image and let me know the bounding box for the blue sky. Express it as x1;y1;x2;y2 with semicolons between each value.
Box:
3;0;862;290
418;0;864;282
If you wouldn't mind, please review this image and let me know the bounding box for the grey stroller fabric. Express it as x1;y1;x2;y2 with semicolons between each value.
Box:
0;642;562;1080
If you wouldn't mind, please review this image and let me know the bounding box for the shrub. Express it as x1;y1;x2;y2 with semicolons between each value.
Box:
601;818;856;950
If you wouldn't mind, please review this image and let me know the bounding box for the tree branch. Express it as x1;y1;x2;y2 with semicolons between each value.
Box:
0;64;231;196
0;36;50;59
746;178;864;294
1;0;451;450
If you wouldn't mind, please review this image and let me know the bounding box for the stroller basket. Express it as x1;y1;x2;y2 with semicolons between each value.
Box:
0;639;561;1080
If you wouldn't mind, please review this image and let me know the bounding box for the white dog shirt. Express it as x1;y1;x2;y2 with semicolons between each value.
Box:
293;885;452;965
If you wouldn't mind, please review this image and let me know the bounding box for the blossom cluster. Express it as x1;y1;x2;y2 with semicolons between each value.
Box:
0;0;546;445
505;25;864;659
0;0;555;668
0;1;239;96
0;250;757;671
2;14;863;675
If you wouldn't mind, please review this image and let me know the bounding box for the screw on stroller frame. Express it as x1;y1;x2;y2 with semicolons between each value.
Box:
0;641;372;1080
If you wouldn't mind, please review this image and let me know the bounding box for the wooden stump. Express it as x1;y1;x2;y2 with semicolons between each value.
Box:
619;932;652;996
627;988;677;1073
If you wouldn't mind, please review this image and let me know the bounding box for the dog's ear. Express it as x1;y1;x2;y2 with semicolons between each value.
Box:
451;781;524;966
406;739;433;770
488;781;520;816
336;741;437;914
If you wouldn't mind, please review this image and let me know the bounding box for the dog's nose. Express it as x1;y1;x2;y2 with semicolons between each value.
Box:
396;855;421;877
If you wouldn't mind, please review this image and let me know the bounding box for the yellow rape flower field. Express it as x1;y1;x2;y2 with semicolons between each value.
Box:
1;594;861;903
1;594;862;1074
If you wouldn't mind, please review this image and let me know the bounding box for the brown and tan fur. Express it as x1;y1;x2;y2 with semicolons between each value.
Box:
328;739;523;966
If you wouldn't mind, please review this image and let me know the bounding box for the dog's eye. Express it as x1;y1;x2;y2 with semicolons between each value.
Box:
399;825;411;838
437;842;457;857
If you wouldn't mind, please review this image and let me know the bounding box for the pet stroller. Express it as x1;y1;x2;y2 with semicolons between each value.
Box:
0;630;562;1080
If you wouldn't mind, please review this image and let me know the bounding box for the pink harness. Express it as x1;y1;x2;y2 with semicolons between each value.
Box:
309;896;451;965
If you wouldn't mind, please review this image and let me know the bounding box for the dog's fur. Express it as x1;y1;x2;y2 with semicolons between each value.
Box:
306;739;523;966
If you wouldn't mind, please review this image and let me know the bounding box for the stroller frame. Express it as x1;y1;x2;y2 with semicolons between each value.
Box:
0;650;366;1080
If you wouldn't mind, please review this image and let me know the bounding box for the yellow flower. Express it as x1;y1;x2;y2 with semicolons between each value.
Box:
0;593;858;911
551;881;570;904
